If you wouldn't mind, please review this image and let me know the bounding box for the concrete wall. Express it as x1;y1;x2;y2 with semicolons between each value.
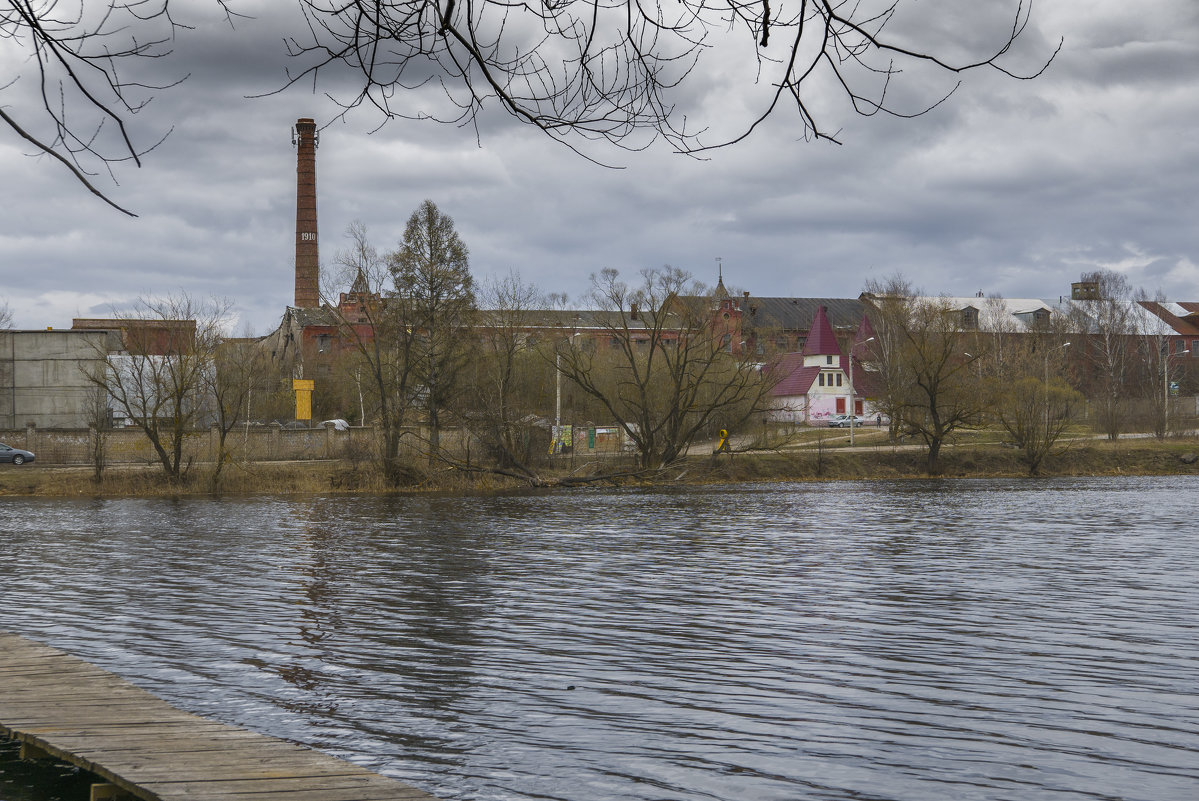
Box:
0;330;115;429
0;422;630;466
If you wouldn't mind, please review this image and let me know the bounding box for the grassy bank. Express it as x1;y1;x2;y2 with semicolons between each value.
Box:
4;436;1199;498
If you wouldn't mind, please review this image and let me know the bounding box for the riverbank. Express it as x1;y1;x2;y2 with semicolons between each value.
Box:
3;436;1198;497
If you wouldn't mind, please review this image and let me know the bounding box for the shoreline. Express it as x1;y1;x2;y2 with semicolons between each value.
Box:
2;437;1198;498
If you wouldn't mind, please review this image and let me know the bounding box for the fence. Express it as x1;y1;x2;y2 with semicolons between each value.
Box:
0;422;633;467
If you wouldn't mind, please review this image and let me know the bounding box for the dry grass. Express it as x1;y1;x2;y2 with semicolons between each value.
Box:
3;436;1198;497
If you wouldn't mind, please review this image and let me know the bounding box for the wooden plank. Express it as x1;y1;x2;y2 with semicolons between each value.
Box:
0;632;442;801
138;775;435;800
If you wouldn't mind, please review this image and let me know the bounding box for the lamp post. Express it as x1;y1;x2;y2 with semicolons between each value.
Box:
554;329;580;454
847;337;875;446
1164;346;1189;436
1045;341;1071;431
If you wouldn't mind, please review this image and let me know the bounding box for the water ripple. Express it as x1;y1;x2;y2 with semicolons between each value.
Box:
2;477;1198;800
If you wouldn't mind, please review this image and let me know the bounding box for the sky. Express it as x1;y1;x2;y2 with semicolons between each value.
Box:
2;0;1198;335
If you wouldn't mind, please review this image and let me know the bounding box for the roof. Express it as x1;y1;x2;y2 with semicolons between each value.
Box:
1061;299;1195;337
741;297;867;331
851;315;877;358
939;297;1052;316
768;353;819;396
801;305;842;357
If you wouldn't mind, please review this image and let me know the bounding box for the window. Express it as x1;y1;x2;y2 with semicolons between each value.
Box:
826;355;834;365
1192;339;1199;355
796;337;806;350
1178;340;1188;354
836;373;843;387
818;373;825;387
316;334;330;354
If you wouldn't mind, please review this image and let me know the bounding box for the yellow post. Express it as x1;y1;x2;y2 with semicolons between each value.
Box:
292;379;315;422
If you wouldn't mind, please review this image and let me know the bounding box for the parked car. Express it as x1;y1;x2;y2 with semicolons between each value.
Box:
0;443;35;465
826;414;863;428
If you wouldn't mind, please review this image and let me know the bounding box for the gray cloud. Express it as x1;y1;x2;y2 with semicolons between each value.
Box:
2;0;1197;334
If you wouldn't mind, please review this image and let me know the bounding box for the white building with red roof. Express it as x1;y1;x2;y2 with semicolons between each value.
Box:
766;305;880;425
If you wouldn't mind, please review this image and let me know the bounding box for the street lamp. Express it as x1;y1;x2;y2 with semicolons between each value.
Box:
1164;346;1189;436
554;329;580;454
847;337;875;446
1045;341;1070;431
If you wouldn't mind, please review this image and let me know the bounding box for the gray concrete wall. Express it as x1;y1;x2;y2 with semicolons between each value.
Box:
0;330;115;429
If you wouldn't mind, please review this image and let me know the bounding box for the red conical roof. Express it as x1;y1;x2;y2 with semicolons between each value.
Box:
850;314;877;358
801;305;842;357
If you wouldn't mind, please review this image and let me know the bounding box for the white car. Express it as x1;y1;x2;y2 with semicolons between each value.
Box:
826;414;862;428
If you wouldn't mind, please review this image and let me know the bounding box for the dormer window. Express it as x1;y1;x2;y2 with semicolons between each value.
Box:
826;355;834;365
962;307;979;329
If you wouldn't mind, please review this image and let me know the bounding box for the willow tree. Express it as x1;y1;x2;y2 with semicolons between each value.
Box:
556;267;774;470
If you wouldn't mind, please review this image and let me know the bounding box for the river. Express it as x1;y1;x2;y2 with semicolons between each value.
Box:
2;477;1197;800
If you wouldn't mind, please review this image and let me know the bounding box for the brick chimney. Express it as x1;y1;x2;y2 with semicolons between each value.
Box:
294;118;319;308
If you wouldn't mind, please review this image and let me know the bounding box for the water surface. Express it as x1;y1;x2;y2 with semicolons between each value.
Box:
2;477;1197;800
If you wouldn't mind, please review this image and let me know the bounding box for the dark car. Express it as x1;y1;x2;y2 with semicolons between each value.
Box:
0;443;35;465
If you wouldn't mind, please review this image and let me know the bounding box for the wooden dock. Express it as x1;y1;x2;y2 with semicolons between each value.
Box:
0;632;439;801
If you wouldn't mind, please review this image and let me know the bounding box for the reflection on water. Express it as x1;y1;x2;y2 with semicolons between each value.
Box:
2;478;1199;800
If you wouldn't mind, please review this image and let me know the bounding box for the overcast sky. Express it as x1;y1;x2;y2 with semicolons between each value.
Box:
2;0;1197;334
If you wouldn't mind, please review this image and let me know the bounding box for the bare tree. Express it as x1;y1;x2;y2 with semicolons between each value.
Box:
327;220;422;485
208;334;270;484
0;300;11;329
462;271;555;481
0;0;191;215
8;2;1055;208
1068;269;1138;440
1132;289;1196;439
85;295;228;482
290;1;1057;156
986;331;1081;475
863;277;988;474
556;266;774;470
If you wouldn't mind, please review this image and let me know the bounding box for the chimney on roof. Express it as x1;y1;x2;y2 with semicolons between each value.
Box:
294;118;319;309
630;302;639;321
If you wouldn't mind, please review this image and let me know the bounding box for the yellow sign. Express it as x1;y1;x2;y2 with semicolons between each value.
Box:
292;379;315;421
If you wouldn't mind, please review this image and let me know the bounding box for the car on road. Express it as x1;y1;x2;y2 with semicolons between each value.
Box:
0;443;35;465
826;414;863;428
